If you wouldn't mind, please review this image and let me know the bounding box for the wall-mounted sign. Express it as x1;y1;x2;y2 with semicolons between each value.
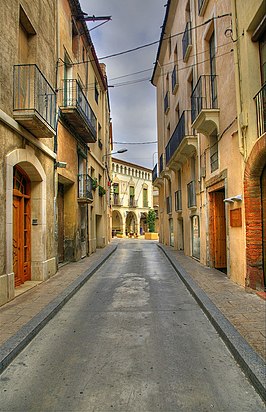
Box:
230;208;242;227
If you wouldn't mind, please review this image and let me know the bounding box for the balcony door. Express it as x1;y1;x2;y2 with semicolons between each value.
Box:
13;166;31;286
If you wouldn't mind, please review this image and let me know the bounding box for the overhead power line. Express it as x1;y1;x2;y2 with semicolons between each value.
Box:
58;13;231;68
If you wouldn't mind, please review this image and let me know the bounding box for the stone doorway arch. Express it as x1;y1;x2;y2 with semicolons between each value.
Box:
244;135;266;290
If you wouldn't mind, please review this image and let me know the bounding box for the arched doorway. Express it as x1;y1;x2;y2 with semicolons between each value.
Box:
13;165;31;286
112;210;123;236
126;212;137;236
244;136;266;290
261;166;266;289
140;212;147;235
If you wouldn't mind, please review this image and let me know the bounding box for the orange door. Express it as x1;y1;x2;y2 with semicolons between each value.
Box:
13;196;23;286
13;166;31;286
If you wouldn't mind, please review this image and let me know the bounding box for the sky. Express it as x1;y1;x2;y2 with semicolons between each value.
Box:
79;0;166;170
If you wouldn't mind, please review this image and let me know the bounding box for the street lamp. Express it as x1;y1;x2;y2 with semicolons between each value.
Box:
102;148;128;162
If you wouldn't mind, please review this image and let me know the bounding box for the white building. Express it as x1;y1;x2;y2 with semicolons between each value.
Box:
111;158;153;237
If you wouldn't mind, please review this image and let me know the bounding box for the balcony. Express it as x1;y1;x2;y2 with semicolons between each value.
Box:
143;200;149;208
164;91;170;114
13;64;56;138
78;174;93;203
187;180;196;208
152;163;164;188
129;198;137;208
175;190;182;211
112;195;123;206
198;0;209;15
182;21;192;62
165;110;197;170
254;83;266;137
171;65;178;94
191;75;219;135
59;79;97;143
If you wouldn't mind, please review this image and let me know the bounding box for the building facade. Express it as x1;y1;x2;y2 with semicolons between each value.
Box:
0;0;111;306
0;0;58;305
56;0;112;262
111;158;153;237
152;0;265;291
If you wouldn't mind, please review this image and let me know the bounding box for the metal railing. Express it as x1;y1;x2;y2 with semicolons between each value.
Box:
13;64;56;129
129;198;137;208
166;196;172;214
187;180;196;208
191;75;218;123
60;79;97;135
165;110;195;165
112;195;122;206
175;190;182;211
143;200;149;208
78;174;93;201
152;164;158;182
254;83;266;137
182;21;192;61
171;65;178;92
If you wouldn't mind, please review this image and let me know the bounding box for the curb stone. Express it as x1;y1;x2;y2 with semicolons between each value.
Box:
158;243;266;403
0;244;117;374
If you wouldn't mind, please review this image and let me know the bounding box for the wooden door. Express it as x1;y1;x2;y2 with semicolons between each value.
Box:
209;190;227;269
13;166;31;286
13;196;23;286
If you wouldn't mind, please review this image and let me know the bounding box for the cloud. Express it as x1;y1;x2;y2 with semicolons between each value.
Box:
79;0;165;168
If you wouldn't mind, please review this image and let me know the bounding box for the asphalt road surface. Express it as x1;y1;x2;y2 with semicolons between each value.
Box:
0;241;264;411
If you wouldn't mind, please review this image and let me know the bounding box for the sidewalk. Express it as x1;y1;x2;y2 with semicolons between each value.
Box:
159;245;266;361
0;240;265;398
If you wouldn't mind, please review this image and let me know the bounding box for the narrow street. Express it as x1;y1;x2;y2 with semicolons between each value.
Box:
0;241;264;411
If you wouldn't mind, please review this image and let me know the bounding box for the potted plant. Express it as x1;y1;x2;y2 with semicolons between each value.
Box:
98;185;106;197
92;178;98;191
145;209;159;240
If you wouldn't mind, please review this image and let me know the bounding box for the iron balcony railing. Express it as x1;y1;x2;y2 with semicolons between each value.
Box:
171;65;178;92
182;21;192;61
61;79;97;136
143;200;149;208
152;164;158;182
254;83;266;137
191;75;218;123
13;64;56;130
159;153;165;174
187;180;196;208
165;110;195;165
129;198;137;208
166;196;172;214
175;190;182;211
78;174;93;201
112;195;122;206
164;91;170;113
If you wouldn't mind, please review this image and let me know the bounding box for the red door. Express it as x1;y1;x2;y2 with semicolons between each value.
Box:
13;166;31;286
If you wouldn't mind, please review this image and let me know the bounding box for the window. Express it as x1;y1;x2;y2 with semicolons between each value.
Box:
210;130;218;172
209;32;217;106
143;188;148;207
19;6;36;63
95;80;99;104
129;186;135;207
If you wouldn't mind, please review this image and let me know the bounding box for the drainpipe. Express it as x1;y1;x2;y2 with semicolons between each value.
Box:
232;0;246;159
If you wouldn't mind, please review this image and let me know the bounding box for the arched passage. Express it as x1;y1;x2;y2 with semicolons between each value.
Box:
125;211;137;236
112;210;123;236
244;135;266;290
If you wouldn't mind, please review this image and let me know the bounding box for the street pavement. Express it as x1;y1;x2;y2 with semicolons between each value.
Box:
0;239;265;403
